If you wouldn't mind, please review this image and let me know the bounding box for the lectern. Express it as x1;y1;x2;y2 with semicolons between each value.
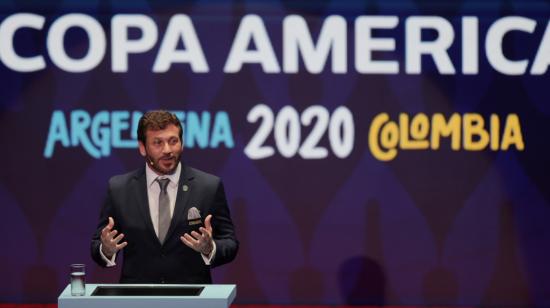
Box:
58;284;236;308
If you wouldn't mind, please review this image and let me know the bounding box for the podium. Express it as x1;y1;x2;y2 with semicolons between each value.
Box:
58;284;236;308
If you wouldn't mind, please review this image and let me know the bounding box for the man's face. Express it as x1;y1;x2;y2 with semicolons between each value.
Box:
138;124;183;175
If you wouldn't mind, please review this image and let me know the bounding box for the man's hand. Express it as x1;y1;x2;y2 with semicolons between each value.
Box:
100;217;127;258
180;214;214;256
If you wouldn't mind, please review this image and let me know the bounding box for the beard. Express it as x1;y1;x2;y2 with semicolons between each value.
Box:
146;152;181;175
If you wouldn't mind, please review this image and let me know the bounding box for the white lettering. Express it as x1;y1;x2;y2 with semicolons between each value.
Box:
47;14;106;72
355;16;399;74
406;16;456;74
0;13;45;72
224;14;280;73
153;14;209;73
283;15;346;73
486;16;535;75
112;14;158;72
530;20;550;75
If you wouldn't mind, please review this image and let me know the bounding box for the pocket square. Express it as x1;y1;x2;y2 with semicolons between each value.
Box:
188;220;202;226
187;207;201;220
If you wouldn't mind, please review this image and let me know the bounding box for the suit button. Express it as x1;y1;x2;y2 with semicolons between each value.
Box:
160;253;165;258
161;278;165;283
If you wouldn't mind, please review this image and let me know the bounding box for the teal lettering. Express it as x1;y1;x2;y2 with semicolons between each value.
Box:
186;111;210;148
112;111;135;148
172;111;185;123
43;111;70;158
43;109;233;158
210;112;234;148
130;111;143;141
172;111;186;142
91;111;111;157
71;110;100;158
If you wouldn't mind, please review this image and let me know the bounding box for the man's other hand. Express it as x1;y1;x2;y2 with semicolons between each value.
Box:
100;216;128;258
180;214;214;256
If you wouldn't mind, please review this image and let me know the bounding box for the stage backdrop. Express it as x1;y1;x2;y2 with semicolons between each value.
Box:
1;0;549;306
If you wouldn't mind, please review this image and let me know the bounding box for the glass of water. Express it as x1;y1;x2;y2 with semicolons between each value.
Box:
70;264;86;296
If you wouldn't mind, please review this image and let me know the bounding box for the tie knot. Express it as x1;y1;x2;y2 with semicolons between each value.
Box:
156;178;170;192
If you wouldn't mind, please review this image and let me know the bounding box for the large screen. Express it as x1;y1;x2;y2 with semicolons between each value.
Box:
1;0;549;306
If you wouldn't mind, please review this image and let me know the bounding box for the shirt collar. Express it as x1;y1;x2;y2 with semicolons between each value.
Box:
145;161;181;188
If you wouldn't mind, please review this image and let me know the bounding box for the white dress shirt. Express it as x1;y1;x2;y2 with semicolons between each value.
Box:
100;162;215;266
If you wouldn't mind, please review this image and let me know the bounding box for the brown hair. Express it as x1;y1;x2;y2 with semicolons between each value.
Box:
137;110;183;143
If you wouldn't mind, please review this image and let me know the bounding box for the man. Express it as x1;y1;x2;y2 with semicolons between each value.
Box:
91;110;238;284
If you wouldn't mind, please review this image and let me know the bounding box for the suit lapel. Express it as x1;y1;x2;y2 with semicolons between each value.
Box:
165;164;195;244
132;168;160;246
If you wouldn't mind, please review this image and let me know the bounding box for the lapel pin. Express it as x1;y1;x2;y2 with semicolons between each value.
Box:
183;184;189;192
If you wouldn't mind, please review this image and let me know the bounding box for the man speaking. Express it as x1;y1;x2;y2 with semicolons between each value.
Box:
91;110;238;284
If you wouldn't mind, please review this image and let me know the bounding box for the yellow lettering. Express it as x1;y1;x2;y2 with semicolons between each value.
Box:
368;112;524;160
369;113;399;161
501;114;524;150
490;114;500;151
400;113;429;149
463;113;489;150
431;113;461;150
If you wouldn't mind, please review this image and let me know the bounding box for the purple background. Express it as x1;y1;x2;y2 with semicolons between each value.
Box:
1;0;549;307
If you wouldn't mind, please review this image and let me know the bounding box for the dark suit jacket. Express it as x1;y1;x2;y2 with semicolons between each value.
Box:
91;164;238;284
